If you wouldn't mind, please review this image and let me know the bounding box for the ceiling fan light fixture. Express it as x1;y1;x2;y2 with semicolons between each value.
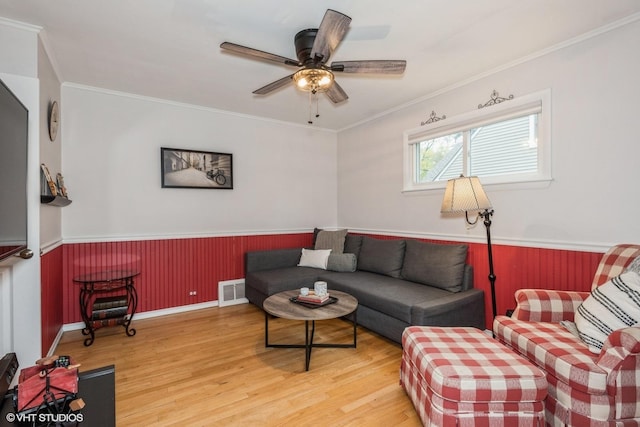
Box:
293;68;334;93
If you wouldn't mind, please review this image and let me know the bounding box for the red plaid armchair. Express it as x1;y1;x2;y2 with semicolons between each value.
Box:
493;244;640;427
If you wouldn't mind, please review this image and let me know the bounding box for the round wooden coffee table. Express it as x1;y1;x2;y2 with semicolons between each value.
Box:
263;289;358;371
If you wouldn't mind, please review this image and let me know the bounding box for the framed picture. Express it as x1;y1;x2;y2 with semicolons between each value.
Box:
161;147;233;189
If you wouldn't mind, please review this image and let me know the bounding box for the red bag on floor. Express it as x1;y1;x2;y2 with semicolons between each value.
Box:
15;365;78;413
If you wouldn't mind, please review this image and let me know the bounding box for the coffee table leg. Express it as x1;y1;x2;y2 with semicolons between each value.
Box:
305;320;317;371
264;311;269;346
264;311;355;371
352;311;357;347
305;320;310;370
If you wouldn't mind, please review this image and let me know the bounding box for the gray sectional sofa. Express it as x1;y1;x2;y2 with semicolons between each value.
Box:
244;233;486;343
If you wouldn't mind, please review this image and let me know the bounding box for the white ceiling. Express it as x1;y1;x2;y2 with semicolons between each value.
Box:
1;0;640;130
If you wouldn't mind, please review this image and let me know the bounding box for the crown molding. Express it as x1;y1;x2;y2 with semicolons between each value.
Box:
0;16;41;33
62;82;337;133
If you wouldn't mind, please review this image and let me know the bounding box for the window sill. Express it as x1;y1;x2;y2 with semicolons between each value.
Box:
402;176;553;194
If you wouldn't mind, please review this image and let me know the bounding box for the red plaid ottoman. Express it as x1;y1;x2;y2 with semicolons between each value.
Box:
400;326;548;426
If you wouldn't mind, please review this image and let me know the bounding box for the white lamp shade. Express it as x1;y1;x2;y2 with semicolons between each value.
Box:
441;176;492;213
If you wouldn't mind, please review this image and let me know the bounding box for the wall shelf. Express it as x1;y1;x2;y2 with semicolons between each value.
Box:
41;195;72;207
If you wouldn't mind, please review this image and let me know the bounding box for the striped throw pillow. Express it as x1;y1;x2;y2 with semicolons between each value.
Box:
575;271;640;353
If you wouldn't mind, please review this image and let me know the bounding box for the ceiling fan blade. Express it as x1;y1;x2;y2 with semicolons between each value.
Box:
310;9;351;64
220;42;300;67
253;74;294;95
325;81;348;104
331;60;407;74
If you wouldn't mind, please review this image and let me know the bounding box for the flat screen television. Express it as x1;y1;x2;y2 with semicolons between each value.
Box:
0;77;28;262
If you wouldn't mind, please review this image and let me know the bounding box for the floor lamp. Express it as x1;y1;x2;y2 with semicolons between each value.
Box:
441;176;497;319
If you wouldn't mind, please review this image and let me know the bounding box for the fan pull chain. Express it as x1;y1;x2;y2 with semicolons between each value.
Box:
307;92;321;125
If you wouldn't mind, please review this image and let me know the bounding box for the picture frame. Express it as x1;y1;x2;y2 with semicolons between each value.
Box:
161;147;233;189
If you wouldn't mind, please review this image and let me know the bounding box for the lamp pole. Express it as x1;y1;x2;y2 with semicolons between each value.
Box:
442;175;496;324
480;208;497;319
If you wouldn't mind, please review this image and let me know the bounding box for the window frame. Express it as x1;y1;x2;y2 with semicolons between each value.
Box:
402;89;551;192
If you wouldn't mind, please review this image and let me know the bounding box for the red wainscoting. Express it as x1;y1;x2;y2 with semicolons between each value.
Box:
462;242;601;326
50;232;604;348
61;233;313;324
41;245;64;355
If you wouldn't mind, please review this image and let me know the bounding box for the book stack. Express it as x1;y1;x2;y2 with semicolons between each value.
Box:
297;292;330;305
92;296;128;322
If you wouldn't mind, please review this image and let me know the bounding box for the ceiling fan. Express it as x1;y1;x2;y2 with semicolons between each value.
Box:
220;9;406;105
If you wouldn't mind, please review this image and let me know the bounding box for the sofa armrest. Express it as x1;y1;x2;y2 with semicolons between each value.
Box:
511;289;589;322
596;327;640;407
245;248;303;274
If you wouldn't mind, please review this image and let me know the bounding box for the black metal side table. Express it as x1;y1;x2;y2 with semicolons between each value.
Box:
73;270;139;346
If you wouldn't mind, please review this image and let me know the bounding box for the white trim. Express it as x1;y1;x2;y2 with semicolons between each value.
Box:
40;239;63;255
0;268;13;355
0;16;42;33
61;300;220;332
338;12;640;133
59;227;613;254
62;227;314;244
46;326;65;357
38;30;64;83
62;82;337;133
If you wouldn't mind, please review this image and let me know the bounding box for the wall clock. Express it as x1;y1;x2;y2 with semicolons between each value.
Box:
48;100;59;141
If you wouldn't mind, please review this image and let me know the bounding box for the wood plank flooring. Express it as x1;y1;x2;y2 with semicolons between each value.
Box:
55;303;421;426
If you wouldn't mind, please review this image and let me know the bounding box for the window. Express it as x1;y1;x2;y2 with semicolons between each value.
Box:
403;90;551;192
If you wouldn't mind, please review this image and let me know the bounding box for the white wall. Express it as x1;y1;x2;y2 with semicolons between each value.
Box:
0;18;37;78
61;86;338;241
38;37;63;251
337;20;640;251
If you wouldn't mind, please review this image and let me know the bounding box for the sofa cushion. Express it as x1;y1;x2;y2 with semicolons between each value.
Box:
321;271;446;323
297;248;331;269
401;240;468;292
246;267;322;296
327;253;357;272
493;316;607;395
357;237;406;278
574;271;640;353
343;234;363;257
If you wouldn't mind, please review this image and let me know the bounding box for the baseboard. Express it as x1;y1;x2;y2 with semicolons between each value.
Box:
61;300;221;333
47;326;66;357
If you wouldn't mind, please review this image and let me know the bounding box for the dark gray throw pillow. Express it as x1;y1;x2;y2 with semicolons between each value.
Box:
401;240;468;292
357;237;406;278
327;253;357;272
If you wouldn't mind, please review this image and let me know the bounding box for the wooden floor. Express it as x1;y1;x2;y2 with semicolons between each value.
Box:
55;303;421;426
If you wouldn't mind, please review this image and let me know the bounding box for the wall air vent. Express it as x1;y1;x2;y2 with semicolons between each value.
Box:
218;279;248;307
